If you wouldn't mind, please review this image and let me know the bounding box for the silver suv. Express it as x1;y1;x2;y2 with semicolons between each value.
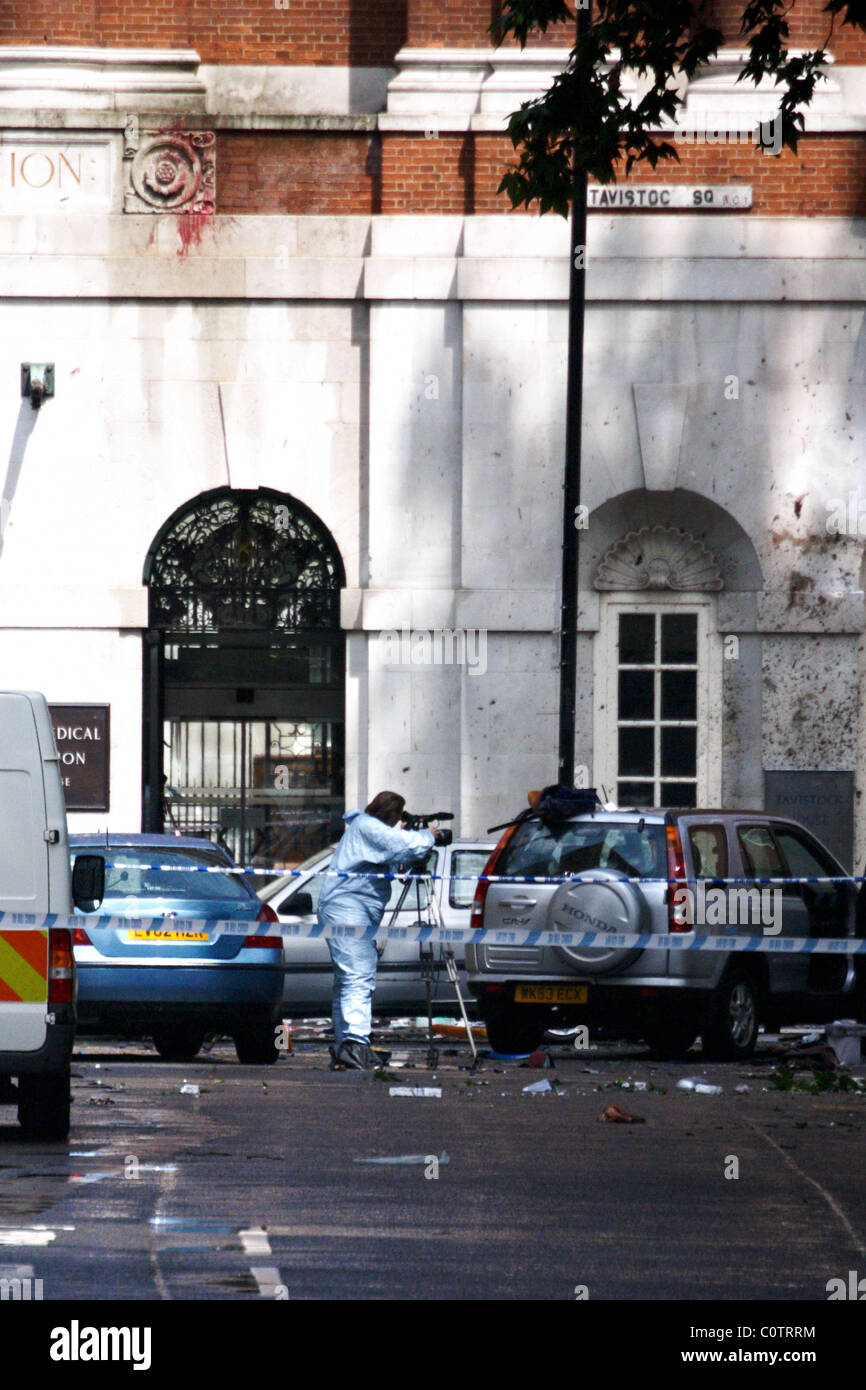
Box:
466;809;864;1059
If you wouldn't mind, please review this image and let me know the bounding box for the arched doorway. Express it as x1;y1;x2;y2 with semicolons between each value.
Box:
142;487;345;871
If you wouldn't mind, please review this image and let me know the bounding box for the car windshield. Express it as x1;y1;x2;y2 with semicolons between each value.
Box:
73;846;254;903
496;819;667;880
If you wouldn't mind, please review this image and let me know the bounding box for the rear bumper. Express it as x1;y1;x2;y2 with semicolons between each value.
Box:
0;1012;74;1078
76;964;283;1026
471;979;715;1034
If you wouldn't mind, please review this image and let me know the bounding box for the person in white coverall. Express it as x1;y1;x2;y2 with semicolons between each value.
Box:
318;790;435;1071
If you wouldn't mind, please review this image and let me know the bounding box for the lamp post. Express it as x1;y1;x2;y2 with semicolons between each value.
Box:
557;1;591;786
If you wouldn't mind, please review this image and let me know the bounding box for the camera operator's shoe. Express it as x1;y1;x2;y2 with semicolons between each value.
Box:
335;1038;377;1071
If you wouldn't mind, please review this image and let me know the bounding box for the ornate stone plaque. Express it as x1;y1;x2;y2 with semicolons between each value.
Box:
123;124;215;214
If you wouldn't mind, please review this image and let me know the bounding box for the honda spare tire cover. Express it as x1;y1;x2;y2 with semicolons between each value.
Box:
547;869;650;974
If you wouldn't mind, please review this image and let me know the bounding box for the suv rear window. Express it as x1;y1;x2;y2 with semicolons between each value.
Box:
496;819;667;880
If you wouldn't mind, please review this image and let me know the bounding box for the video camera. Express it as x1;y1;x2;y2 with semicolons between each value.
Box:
402;810;454;845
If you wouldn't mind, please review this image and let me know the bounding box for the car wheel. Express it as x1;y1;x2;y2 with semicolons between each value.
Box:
702;970;760;1061
151;1026;206;1062
644;1019;698;1060
17;1073;71;1141
480;1001;545;1055
234;1023;280;1065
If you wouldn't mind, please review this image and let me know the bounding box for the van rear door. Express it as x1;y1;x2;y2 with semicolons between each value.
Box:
0;692;52;1051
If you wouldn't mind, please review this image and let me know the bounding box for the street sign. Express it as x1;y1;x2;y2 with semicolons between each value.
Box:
588;185;752;210
764;770;854;871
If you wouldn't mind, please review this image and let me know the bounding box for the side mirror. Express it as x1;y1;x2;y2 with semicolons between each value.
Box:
72;853;105;912
280;891;314;918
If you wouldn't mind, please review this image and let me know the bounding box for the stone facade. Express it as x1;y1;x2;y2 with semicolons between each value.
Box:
0;9;864;868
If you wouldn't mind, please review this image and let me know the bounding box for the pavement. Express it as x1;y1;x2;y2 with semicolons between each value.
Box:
2;1025;866;1313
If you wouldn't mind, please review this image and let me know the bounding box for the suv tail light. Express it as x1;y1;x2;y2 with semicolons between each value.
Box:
470;823;521;930
48;927;74;1003
72;927;92;947
665;823;690;931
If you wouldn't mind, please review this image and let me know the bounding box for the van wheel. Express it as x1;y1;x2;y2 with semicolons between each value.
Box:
644;1020;698;1060
702;971;760;1061
480;1002;545;1055
151;1026;206;1062
18;1074;71;1141
234;1023;280;1065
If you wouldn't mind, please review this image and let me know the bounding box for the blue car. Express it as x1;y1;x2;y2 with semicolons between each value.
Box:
70;834;283;1064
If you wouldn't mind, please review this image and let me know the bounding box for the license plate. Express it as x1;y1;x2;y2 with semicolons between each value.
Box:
514;984;588;1005
128;930;209;942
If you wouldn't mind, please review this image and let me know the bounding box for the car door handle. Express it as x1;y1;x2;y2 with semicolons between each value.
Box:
500;896;537;908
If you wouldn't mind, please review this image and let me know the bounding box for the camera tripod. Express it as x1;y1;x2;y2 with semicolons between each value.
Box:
384;865;480;1070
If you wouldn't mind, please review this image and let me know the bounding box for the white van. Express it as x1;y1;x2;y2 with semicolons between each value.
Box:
0;692;104;1139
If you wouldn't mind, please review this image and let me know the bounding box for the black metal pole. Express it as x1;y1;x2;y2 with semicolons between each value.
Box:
557;3;591;787
142;630;164;833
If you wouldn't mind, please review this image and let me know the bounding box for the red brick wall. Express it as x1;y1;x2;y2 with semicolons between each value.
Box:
406;0;573;48
707;0;866;59
216;128;866;217
0;0;408;64
477;133;866;217
381;134;475;212
218;131;381;212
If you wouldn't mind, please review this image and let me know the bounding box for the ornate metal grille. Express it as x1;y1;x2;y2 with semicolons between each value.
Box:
146;489;343;633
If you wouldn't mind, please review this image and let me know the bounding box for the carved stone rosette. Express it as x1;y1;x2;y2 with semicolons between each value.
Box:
123;127;215;214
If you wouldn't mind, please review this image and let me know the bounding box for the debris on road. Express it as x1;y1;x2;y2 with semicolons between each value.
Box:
388;1086;442;1098
354;1151;450;1166
432;1022;487;1040
781;1042;838;1072
522;1079;553;1094
827;1021;866;1068
521;1051;554;1069
735;1084;750;1094
677;1078;723;1095
598;1103;645;1124
180;1083;200;1096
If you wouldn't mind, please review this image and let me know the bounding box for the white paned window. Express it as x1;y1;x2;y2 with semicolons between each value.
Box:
594;595;721;809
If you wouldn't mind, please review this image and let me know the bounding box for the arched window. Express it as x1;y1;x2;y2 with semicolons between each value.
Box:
143;488;345;868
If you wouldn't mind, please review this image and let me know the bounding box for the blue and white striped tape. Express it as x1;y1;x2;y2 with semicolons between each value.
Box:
96;862;866;887
2;911;866;953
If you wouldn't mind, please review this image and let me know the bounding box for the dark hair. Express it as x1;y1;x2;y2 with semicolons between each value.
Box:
365;791;406;826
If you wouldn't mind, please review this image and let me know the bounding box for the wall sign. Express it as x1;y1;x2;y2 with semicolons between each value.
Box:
49;705;110;812
588;185;752;210
0;135;116;213
764;770;854;872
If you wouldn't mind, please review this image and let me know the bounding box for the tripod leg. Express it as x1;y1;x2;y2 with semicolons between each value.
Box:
425;959;438;1069
444;950;479;1066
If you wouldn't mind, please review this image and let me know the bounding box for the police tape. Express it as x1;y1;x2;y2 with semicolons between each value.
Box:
2;912;866;954
97;862;866;887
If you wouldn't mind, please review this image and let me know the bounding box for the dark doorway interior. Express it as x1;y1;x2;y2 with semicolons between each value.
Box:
142;488;346;871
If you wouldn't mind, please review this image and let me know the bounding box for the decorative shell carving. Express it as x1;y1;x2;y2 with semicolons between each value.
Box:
594;525;724;591
123;131;215;215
